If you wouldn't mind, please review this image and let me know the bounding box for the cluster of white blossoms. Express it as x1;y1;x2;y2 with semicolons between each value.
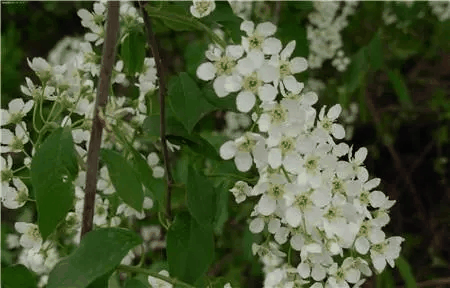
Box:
307;1;358;72
197;20;403;287
1;2;166;286
429;0;450;21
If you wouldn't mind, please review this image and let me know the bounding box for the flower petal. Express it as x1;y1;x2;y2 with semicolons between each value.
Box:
236;91;256;113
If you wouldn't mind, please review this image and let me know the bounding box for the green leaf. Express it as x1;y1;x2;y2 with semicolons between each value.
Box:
121;30;146;76
345;47;368;94
187;166;216;227
166;134;219;160
31;127;78;240
107;272;121;288
396;256;417;288
47;228;141;288
100;149;144;211
368;32;383;70
167;212;214;284
185;40;209;77
168;72;215;133
277;11;309;58
142;114;160;139
376;268;395;288
387;69;413;108
201;85;237;111
203;1;244;43
148;2;195;32
213;180;229;235
124;278;149;288
130;150;165;213
1;265;37;288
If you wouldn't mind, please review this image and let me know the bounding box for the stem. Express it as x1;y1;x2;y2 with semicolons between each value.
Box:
281;166;292;183
80;2;120;240
140;1;174;221
116;265;196;288
206;173;258;183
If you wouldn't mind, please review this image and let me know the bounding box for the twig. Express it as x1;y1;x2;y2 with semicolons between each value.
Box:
139;1;174;220
397;277;450;288
364;86;428;228
80;2;120;239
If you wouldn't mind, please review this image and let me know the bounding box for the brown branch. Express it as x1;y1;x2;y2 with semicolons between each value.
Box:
397;277;450;288
364;86;428;228
139;1;174;220
80;2;120;239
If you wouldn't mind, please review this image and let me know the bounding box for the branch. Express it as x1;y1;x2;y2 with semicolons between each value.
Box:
139;1;174;220
397;277;450;288
80;2;120;239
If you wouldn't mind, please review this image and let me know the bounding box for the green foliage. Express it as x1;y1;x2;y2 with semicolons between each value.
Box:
202;1;244;43
124;278;149;288
31;127;78;240
168;72;215;133
396;256;418;288
100;149;144;211
387;69;413;108
1;265;37;288
187;166;216;227
121;30;146;76
47;228;142;288
167;212;215;285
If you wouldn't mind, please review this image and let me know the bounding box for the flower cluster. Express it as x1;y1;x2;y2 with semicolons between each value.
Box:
1;2;166;286
307;1;358;72
198;20;403;287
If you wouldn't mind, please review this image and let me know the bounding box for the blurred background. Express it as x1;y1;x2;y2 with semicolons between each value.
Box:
2;1;449;287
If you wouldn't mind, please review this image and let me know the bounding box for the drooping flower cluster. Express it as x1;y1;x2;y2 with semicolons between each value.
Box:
306;1;358;72
1;2;166;286
197;20;403;287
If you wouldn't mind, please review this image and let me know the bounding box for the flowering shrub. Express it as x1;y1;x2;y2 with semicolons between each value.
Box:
2;1;450;288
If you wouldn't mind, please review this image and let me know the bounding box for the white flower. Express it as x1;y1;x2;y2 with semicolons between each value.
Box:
77;3;105;29
270;40;308;92
190;0;216;18
317;104;345;140
370;236;404;273
225;51;278;112
219;132;265;172
14;222;42;249
1;99;34;126
6;234;20;249
20;77;56;101
93;196;109;226
1;122;29;153
197;45;244;97
229;181;252;203
1;155;14;184
147;152;165;178
241;21;281;55
97;166;116;195
2;178;29;209
148;270;173;288
27;57;52;81
337;147;369;181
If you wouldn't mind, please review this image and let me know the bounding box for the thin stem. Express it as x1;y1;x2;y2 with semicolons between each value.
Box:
32;99;41;133
116;265;196;288
281;166;292;183
140;1;174;221
206;173;258;183
80;1;120;240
